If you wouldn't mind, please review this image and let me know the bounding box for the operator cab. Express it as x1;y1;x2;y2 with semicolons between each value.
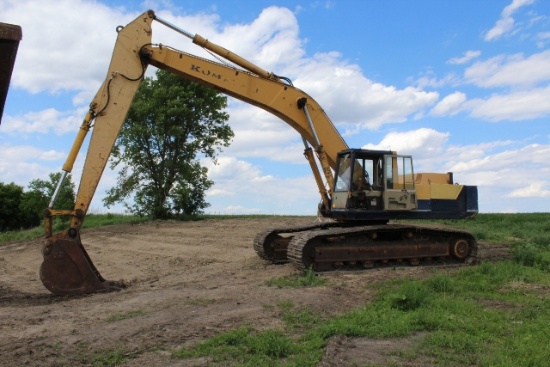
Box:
330;149;417;220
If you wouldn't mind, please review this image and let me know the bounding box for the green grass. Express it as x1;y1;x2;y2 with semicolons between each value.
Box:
106;309;147;322
186;298;217;306
83;213;149;228
175;262;550;366
0;213;149;243
88;349;129;367
173;326;294;365
266;267;327;288
414;213;550;245
278;301;323;330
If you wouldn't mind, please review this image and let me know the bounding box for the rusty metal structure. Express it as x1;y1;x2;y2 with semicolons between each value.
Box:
0;22;22;125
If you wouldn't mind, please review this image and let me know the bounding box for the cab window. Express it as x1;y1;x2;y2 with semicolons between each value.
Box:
385;155;414;190
334;154;351;191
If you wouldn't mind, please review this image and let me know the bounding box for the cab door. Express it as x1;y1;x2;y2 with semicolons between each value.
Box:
383;155;417;210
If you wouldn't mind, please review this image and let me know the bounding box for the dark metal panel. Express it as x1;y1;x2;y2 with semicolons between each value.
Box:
0;22;22;125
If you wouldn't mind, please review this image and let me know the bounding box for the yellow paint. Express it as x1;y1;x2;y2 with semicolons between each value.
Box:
416;183;463;200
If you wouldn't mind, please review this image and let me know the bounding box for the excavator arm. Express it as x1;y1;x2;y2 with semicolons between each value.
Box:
41;10;347;295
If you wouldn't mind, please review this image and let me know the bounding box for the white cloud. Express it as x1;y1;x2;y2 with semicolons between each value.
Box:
446;144;550;192
466;85;550;121
4;1;439;137
219;104;306;164
295;56;439;130
414;71;460;89
464;50;550;88
448;50;481;65
203;155;319;215
5;0;136;95
195;6;304;72
207;188;234;197
0;144;65;163
430;92;467;116
433;50;550;122
363;128;449;160
0;144;64;187
213;205;263;215
204;156;261;181
1;107;85;135
484;0;535;41
508;182;550;198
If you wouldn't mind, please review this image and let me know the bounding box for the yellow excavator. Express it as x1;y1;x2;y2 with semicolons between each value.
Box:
30;11;477;295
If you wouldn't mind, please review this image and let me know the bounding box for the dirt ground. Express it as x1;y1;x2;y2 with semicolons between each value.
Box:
0;217;510;367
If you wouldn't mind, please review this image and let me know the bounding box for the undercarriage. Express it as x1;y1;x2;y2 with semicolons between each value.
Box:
254;221;477;271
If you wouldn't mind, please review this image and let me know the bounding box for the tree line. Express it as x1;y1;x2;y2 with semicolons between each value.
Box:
0;173;75;231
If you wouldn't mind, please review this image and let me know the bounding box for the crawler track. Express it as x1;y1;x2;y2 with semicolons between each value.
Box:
255;222;477;272
253;221;341;262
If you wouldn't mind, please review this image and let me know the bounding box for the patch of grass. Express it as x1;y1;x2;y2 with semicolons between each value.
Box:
278;301;322;330
0;214;148;243
173;326;294;364
175;260;550;366
82;213;149;229
92;349;130;367
186;298;216;306
106;309;147;322
0;229;36;242
513;242;550;271
315;262;550;366
266;268;327;288
388;281;431;311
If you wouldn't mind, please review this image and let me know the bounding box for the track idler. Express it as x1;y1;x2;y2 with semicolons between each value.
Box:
40;232;112;296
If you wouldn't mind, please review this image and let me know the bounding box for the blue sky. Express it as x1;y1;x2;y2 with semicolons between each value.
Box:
1;0;549;215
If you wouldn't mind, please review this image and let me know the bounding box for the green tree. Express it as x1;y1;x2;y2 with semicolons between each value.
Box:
19;172;76;228
27;172;76;211
103;69;233;218
0;174;75;231
18;190;45;228
0;182;24;231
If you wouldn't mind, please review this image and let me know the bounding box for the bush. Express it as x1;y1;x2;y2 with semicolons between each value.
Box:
514;242;550;271
0;182;24;231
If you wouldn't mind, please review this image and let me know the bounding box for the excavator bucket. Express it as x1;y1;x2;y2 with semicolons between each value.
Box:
0;22;22;125
40;235;112;296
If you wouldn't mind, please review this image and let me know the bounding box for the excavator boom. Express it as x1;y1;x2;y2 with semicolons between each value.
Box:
40;10;348;295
